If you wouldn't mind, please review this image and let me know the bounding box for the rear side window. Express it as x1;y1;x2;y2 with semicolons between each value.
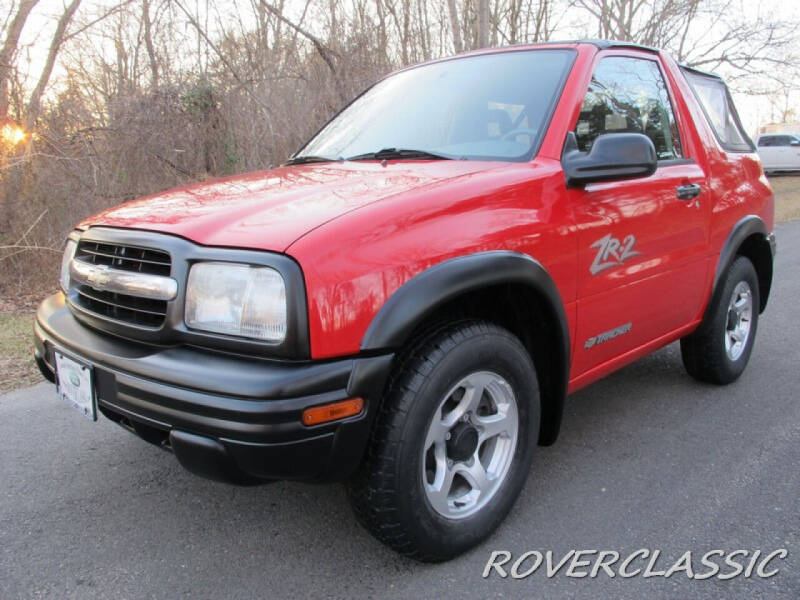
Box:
759;135;798;147
683;69;753;152
575;57;683;160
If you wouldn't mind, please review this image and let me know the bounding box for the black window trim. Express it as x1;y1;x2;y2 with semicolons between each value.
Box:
659;157;695;167
576;52;686;164
652;56;687;163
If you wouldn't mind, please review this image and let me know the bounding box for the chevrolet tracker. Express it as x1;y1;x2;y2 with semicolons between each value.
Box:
34;40;775;561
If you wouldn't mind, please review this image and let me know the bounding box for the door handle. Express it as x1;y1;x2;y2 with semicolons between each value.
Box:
676;183;701;200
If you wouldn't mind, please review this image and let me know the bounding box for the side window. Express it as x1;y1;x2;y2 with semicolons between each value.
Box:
757;136;774;147
575;56;682;160
683;70;753;152
774;135;796;147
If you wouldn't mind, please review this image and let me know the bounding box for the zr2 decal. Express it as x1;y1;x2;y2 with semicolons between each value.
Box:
590;233;640;275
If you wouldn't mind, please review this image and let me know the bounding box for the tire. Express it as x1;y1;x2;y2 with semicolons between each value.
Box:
348;320;540;562
681;256;760;384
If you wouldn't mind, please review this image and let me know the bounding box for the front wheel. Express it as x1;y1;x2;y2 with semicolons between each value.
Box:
348;320;539;562
681;256;760;384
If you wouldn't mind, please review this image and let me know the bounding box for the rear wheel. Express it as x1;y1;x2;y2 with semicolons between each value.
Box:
348;320;539;562
681;256;760;384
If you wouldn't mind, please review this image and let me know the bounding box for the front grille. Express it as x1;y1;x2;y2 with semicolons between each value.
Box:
75;285;168;327
72;240;172;327
75;240;171;276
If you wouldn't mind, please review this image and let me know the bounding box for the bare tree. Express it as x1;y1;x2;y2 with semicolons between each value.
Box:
494;0;556;44
477;0;489;48
574;0;798;76
142;0;158;89
0;0;39;118
25;0;82;130
260;0;347;102
446;0;463;52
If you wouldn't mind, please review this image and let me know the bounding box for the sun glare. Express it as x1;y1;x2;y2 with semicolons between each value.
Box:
1;123;27;145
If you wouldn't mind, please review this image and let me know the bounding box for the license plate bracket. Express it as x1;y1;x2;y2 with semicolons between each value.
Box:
54;350;97;421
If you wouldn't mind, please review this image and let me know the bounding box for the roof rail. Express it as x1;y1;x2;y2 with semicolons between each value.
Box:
539;39;660;53
578;39;659;53
679;63;723;80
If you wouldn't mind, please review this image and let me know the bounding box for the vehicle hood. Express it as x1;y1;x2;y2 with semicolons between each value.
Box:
80;161;503;251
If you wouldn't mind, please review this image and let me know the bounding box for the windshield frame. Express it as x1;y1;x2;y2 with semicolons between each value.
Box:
289;47;578;164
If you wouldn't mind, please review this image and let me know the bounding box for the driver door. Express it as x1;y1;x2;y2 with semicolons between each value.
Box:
568;53;711;378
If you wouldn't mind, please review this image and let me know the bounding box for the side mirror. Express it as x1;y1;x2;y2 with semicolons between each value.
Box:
790;140;800;146
562;132;657;188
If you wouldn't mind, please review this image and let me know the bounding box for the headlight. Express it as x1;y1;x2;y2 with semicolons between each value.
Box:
185;262;287;342
59;239;77;292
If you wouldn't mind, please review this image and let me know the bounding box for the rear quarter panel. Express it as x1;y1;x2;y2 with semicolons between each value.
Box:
667;58;775;273
664;55;774;311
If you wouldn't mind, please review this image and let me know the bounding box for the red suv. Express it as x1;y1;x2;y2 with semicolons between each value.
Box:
35;40;775;561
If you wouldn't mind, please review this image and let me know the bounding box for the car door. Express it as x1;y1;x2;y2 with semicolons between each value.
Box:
757;136;779;170
771;136;790;169
775;135;800;169
790;136;800;169
568;53;711;378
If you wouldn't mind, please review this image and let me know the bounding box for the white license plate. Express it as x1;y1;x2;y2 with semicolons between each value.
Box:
55;351;96;421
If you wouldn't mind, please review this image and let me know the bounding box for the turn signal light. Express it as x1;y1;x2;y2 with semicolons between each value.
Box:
302;398;364;426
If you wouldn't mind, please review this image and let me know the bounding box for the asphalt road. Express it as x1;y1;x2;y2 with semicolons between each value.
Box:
2;222;799;600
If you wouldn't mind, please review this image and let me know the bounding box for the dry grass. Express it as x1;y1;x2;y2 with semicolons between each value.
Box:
1;175;798;394
0;312;39;394
770;175;800;223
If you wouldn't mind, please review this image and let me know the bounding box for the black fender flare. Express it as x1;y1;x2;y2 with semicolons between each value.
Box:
361;250;571;445
711;215;773;314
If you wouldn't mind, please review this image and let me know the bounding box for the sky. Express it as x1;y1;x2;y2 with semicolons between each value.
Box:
11;0;800;136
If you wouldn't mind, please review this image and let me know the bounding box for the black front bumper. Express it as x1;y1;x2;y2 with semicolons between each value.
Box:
34;293;393;484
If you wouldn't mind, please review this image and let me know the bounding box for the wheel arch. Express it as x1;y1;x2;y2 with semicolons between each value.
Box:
713;216;774;314
360;251;571;446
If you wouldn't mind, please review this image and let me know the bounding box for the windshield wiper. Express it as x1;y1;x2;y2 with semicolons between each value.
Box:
346;148;454;161
284;155;340;166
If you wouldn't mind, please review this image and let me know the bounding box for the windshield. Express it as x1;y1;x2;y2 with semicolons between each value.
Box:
296;49;576;162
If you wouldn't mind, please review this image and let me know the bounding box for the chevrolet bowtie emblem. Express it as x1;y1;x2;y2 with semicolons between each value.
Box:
70;257;178;301
85;264;112;288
